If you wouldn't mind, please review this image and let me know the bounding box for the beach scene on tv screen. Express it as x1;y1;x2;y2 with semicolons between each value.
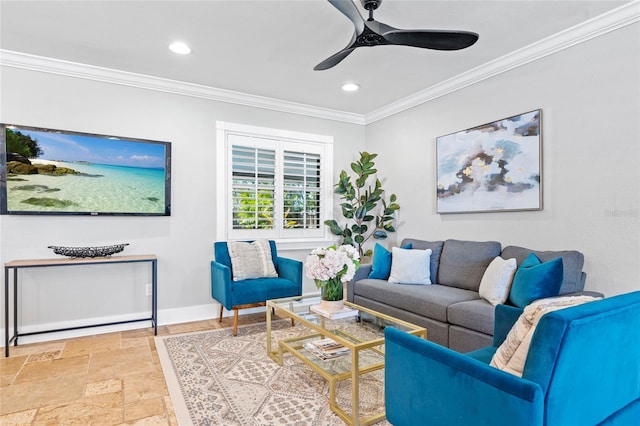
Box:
4;127;168;214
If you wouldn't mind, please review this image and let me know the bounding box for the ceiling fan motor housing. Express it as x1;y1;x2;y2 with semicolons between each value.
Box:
357;26;385;46
361;0;381;11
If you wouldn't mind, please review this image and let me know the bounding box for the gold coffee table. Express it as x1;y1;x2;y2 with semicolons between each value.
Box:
266;295;426;426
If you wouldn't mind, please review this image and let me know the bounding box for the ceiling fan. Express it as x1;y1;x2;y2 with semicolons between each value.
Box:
314;0;479;70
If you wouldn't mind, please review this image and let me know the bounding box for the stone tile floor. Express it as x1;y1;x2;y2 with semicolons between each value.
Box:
0;312;281;425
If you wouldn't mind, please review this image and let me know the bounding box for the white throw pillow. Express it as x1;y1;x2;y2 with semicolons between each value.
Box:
490;295;600;377
227;239;278;281
388;247;432;285
479;257;518;306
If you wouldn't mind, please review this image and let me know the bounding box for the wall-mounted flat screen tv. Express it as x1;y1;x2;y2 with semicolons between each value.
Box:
0;124;171;216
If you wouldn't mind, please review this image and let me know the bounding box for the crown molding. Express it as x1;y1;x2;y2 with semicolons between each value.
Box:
365;0;640;124
0;49;367;126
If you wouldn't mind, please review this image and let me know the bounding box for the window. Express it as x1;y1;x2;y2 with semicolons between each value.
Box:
217;122;333;243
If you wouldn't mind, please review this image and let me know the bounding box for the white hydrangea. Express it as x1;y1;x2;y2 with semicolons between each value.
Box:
304;244;361;284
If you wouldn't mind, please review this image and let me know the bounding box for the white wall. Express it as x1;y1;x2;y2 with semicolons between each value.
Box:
2;21;638;345
366;22;640;297
0;66;365;342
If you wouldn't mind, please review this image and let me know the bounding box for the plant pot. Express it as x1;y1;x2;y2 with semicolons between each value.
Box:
321;298;344;313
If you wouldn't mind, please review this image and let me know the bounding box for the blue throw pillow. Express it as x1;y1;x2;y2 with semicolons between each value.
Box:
369;243;412;280
509;253;564;308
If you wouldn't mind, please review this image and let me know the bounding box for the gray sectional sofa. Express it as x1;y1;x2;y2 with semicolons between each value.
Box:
347;238;589;352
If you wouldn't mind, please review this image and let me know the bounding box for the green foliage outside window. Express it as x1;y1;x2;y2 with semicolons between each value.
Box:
233;188;274;229
283;190;319;229
233;188;319;230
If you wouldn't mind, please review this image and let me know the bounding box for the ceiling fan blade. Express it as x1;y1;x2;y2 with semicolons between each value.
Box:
314;47;357;71
365;19;397;35
383;30;479;51
328;0;365;34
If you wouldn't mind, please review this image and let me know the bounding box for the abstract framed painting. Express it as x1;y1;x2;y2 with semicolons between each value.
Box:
436;110;542;214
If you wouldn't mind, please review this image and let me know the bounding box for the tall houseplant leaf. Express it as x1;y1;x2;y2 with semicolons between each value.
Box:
324;151;400;257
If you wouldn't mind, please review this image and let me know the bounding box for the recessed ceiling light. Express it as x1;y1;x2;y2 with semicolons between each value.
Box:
169;42;191;55
342;83;360;92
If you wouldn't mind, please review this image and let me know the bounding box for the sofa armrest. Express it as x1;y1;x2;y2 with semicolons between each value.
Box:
385;327;544;426
275;256;303;295
568;290;604;298
347;263;372;302
211;260;233;309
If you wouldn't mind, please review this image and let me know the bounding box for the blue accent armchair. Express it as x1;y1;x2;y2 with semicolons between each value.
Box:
385;291;640;426
211;240;303;335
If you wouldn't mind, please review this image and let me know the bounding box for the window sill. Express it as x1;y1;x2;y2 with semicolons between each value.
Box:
274;238;337;252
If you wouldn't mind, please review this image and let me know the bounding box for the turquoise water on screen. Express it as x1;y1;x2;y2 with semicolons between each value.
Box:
6;160;167;214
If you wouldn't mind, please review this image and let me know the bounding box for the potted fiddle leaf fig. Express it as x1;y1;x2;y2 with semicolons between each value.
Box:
324;151;400;258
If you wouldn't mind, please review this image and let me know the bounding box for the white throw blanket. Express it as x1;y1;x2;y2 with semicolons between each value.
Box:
490;295;600;376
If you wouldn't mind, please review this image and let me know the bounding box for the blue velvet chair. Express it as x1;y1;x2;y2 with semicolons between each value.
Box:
211;240;303;335
385;291;640;425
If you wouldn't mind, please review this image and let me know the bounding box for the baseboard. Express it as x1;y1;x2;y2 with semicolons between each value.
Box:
0;302;270;347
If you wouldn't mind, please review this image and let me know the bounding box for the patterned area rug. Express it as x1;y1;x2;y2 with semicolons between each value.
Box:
155;321;389;425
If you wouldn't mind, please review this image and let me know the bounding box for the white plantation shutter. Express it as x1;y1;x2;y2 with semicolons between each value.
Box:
219;123;332;242
282;150;321;230
231;145;276;230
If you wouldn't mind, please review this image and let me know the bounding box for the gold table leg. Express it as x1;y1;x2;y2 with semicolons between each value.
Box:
352;349;360;426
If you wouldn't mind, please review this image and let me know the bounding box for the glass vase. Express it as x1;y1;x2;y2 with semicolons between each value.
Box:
320;278;344;312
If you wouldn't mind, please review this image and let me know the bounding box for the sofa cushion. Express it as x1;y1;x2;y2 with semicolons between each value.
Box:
389;247;432;285
448;299;495;335
400;239;444;285
479;256;518;306
369;242;412;280
509;253;563;308
466;345;498;364
232;276;300;305
501;245;585;294
438;239;502;291
353;280;477;322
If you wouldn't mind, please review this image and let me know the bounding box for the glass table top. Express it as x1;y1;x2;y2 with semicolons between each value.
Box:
268;294;425;350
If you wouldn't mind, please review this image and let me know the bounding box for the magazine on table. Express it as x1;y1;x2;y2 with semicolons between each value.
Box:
304;338;350;360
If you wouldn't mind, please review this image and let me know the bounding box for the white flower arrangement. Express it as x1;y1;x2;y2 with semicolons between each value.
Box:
305;244;361;283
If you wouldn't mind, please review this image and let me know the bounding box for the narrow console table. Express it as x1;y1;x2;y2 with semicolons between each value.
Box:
4;254;157;357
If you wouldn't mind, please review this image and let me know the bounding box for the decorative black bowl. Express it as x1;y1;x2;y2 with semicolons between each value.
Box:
48;243;130;258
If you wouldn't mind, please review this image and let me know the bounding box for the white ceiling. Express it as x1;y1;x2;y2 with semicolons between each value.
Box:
0;0;632;118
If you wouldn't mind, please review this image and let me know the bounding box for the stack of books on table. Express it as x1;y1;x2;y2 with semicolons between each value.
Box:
288;297;321;313
310;304;359;320
304;338;350;360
